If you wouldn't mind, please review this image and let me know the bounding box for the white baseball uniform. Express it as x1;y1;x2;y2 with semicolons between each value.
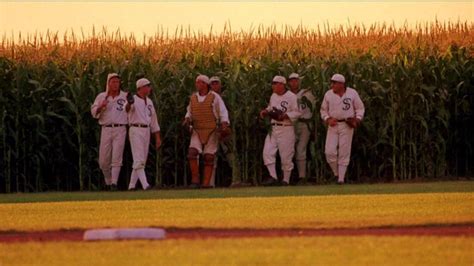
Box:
91;91;128;186
185;91;229;155
320;87;364;182
294;89;316;178
263;90;301;183
127;95;160;190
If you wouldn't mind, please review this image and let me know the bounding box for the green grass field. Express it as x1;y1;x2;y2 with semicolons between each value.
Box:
1;181;473;265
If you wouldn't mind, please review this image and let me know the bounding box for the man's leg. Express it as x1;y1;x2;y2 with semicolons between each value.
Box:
202;132;219;188
278;127;296;184
263;133;279;181
295;123;311;179
188;132;203;187
110;127;127;186
337;124;354;183
325;126;339;178
98;127;113;186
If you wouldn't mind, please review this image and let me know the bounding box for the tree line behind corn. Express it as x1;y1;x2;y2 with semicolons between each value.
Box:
0;22;473;192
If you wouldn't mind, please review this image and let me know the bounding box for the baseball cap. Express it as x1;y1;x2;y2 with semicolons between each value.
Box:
288;73;300;80
330;74;345;83
107;73;120;80
209;76;221;83
136;78;151;89
272;75;287;84
196;74;210;85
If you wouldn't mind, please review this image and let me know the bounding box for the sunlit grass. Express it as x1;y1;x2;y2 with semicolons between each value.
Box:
1;192;472;231
1;236;472;266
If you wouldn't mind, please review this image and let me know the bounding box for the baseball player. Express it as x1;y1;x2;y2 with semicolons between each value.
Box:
320;74;365;184
209;76;243;187
90;73;128;191
126;78;162;190
183;75;230;189
288;73;316;184
260;75;301;186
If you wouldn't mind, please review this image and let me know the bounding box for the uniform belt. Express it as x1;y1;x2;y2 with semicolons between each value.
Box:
103;124;126;127
130;124;149;128
271;123;293;127
337;119;346;122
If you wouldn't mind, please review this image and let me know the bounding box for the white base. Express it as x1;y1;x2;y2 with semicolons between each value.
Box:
83;228;166;241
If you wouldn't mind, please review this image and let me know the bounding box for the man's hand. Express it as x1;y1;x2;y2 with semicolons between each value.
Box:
182;117;193;133
96;99;108;115
268;107;285;121
326;117;338;127
346;117;361;128
218;122;231;141
155;132;162;150
260;109;269;119
126;92;134;104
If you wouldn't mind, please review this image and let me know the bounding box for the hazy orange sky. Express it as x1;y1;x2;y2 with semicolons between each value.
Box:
1;2;472;40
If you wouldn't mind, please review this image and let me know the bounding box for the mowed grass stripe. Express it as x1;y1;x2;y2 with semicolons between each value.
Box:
0;181;473;204
1;193;472;231
0;237;473;266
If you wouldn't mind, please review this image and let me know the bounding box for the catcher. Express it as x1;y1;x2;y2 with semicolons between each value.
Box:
183;75;230;189
260;75;301;186
320;74;365;184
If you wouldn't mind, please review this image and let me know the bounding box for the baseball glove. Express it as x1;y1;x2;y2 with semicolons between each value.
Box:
218;125;232;141
268;107;285;121
126;92;134;104
345;117;360;128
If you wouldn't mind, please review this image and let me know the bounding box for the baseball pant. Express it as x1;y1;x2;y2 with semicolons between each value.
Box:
295;122;311;178
98;126;127;185
263;125;296;183
189;131;219;154
324;122;354;182
128;127;151;190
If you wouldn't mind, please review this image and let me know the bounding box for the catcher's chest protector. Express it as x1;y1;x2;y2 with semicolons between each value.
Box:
190;93;217;144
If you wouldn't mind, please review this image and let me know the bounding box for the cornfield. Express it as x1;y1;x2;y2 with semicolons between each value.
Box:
0;22;473;192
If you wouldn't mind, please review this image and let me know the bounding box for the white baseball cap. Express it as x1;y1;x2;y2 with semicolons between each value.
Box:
196;74;210;85
330;74;345;83
209;76;221;83
107;73;120;80
136;78;151;89
288;73;300;80
272;75;286;84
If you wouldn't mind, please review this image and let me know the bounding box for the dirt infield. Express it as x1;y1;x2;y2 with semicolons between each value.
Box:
0;224;472;243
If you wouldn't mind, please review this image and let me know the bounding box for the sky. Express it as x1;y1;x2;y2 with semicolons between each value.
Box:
1;2;472;40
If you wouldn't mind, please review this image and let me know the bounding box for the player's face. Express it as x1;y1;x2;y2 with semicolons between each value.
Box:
288;79;299;91
272;82;286;95
330;81;344;93
108;77;120;92
140;85;152;96
210;82;221;94
195;80;209;94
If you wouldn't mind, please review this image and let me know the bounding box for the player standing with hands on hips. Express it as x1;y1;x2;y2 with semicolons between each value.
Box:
260;75;301;186
320;74;364;184
126;78;162;190
90;73;128;191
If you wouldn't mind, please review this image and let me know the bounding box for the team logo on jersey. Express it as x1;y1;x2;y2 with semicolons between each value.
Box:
147;105;153;117
116;99;126;111
280;101;288;112
342;98;351;111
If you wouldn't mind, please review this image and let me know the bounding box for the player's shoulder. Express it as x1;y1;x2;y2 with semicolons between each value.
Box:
119;90;128;98
285;90;297;99
346;87;360;96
